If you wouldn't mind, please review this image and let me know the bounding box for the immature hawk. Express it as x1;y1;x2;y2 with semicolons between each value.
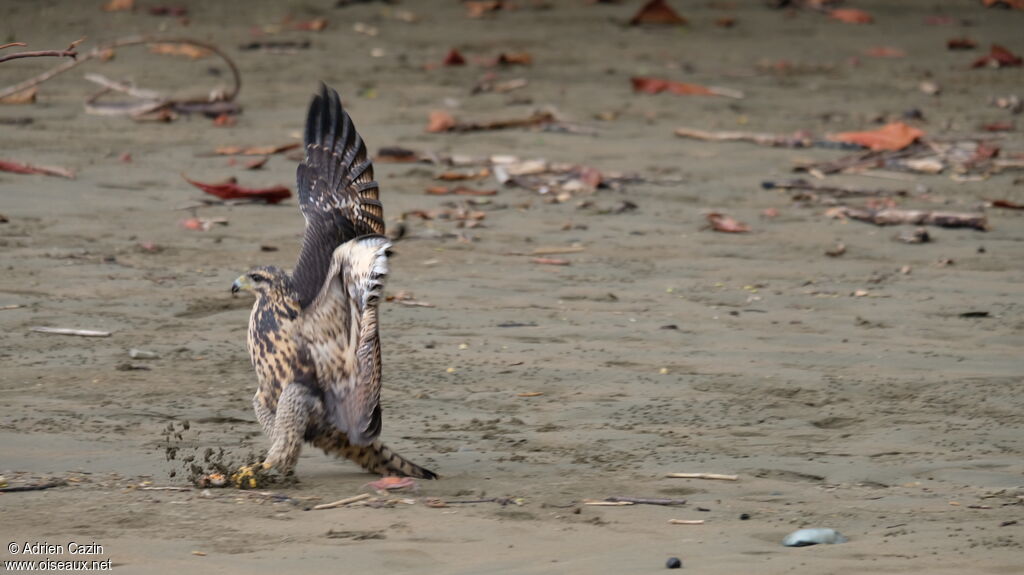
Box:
230;84;435;482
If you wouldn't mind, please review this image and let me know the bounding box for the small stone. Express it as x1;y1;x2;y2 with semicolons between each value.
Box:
666;557;682;569
740;513;751;520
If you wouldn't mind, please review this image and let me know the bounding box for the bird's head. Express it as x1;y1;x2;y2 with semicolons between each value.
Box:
231;266;288;299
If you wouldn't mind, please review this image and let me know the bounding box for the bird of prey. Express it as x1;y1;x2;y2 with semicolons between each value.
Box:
229;84;435;485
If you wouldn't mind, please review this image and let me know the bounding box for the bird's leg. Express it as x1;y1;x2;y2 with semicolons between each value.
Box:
232;383;316;488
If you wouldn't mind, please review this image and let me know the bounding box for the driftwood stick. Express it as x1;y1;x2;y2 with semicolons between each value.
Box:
604;496;688;506
666;473;739;481
763;179;907;199
675;127;813;148
312;493;371;510
30;326;111;337
668;519;706;525
0;38;83;65
832;206;988;231
0;36;240;103
0;479;67;493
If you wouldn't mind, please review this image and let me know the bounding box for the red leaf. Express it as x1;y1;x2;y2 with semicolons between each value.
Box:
631;77;712;96
829;8;873;24
829;122;925;151
706;213;750;233
972;44;1023;68
443;49;466;66
182;175;291;204
0;160;75;179
630;0;687;26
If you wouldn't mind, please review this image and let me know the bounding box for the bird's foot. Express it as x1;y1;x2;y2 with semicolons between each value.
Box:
230;461;271;489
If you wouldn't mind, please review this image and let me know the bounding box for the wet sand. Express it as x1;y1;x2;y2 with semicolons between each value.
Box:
1;1;1022;573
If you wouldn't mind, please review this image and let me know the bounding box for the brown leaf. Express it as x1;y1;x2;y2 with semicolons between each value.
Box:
630;0;687;26
466;1;503;18
631;77;741;98
443;49;466;66
972;44;1023;68
828;8;873;24
244;157;269;170
102;0;134;12
947;37;977;50
496;52;532;66
829;122;924;151
864;46;906;59
212;113;236;127
0;160;75;179
0;87;37;105
149;43;210;59
214;143;300;156
292;18;328;31
376;147;422;163
990;199;1024;209
706;213;750;233
148;5;188;16
182;175;291;204
427;110;457;133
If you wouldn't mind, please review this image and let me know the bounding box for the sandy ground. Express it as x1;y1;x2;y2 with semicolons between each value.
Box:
1;1;1023;573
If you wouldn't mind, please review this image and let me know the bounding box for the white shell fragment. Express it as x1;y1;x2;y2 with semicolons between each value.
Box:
782;528;849;547
129;348;159;359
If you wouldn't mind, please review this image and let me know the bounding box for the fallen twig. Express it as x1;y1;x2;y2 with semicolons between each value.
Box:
675;127;816;148
0;36;241;113
30;327;111;337
830;206;988;231
0;38;83;65
139;486;192;492
604;496;688;506
0;304;25;311
666;473;739;481
312;493;371;510
762;179;908;200
668;519;706;525
0;479;67;493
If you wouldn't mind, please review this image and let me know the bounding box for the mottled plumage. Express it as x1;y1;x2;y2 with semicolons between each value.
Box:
231;84;435;480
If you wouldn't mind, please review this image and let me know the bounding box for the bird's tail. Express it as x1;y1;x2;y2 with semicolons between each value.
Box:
311;431;437;479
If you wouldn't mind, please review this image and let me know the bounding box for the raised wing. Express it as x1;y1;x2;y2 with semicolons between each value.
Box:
292;84;385;309
300;235;390;446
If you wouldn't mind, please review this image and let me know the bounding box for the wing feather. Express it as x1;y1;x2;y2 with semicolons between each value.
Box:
292;84;384;309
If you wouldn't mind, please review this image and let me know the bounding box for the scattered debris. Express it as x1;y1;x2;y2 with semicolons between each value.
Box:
427;110;560;133
366;477;417;492
312;493;372;510
783;528;848;547
972;44;1022;69
0;478;67;493
828;8;873;24
825;242;846;257
632;77;743;99
129;348;159;359
0;159;75;179
214;143;300;156
0;38;83;65
668;519;706;525
896;227;931;244
829;122;924;152
706;213;750;233
830;206;987;231
666;473;738;481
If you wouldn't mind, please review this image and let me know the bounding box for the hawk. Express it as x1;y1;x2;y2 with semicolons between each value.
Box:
229;84;436;484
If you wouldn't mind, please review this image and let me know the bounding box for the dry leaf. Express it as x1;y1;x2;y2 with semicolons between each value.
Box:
630;0;687;26
631;77;741;98
376;147;421;163
182;175;291;204
497;52;532;66
864;46;906;59
0;87;37;105
947;37;977;50
214;143;300;156
972;44;1023;68
149;43;210;59
427;110;457;133
443;49;466;66
517;392;544;397
102;0;134;12
466;1;502;18
292;18;328;31
0;160;75;179
366;477;416;491
829;122;924;151
706;213;750;233
212;113;236;127
828;8;873;24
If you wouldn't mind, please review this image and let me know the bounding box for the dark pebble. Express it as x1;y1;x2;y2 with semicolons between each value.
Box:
740;513;751;520
666;557;682;569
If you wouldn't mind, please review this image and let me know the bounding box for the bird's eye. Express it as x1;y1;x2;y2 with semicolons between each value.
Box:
249;274;264;282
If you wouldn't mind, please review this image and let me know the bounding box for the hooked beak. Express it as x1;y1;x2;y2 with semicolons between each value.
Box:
231;275;251;295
